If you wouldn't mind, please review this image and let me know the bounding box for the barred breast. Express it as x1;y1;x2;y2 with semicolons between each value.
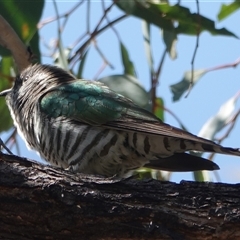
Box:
32;113;151;176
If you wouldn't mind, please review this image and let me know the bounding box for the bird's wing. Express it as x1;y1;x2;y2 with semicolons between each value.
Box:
40;80;216;145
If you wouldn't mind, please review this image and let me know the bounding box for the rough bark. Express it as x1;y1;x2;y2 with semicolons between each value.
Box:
0;153;240;240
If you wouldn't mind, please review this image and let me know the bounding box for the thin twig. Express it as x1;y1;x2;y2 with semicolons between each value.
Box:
69;14;128;65
93;62;108;80
86;0;91;33
70;2;115;56
2;128;18;154
53;0;68;70
0;138;13;155
164;106;188;131
39;1;84;64
92;39;114;69
53;1;61;43
216;109;240;143
209;109;240;182
101;0;121;41
156;48;167;81
70;31;89;51
38;1;84;29
92;2;115;35
151;49;167;113
208;109;240;162
185;0;200;98
206;57;240;72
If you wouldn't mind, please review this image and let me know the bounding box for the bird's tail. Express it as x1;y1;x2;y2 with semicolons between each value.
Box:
144;153;219;172
192;141;240;157
162;135;240;157
143;139;240;172
155;136;240;159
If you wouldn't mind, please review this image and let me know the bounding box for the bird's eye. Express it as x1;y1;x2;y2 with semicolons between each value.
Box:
16;73;29;86
23;75;29;82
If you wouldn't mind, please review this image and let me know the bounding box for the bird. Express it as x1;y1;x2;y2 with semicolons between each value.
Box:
0;64;240;178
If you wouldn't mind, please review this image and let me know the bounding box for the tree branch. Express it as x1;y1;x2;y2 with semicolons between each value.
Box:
0;153;240;240
0;15;31;72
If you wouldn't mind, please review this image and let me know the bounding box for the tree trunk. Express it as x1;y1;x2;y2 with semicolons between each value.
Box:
0;152;240;240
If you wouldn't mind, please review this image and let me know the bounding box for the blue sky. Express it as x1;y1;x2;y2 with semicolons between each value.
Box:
2;1;240;183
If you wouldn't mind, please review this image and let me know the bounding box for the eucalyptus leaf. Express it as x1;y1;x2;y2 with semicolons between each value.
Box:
142;21;154;74
116;1;177;32
116;1;237;38
162;30;177;60
193;170;210;182
154;97;164;121
77;50;89;79
120;42;135;76
198;93;240;140
99;75;148;107
170;69;206;102
218;1;240;21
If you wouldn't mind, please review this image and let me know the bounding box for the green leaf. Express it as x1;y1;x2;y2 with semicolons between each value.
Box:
77;50;89;79
136;167;170;181
98;75;148;107
0;0;44;56
218;1;240;21
116;1;174;32
193;170;210;182
198;92;240;140
142;21;154;73
170;69;207;102
116;1;237;38
120;42;135;76
135;168;153;179
154;97;164;121
0;57;14;132
155;3;237;37
162;30;177;60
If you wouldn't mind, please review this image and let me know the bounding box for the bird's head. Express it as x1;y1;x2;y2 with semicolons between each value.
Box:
0;64;76;106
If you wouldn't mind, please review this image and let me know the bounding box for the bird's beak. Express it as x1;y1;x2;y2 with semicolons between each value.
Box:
0;88;12;96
